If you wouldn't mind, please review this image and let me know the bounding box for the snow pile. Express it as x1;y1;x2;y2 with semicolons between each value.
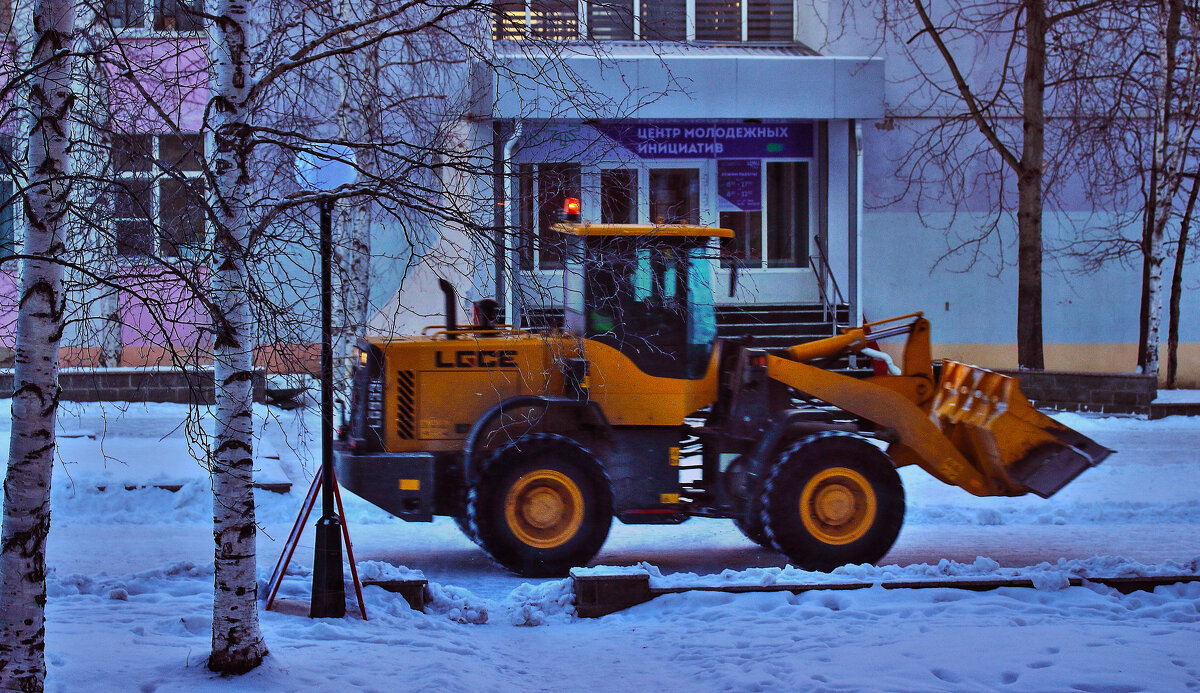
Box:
579;555;1200;592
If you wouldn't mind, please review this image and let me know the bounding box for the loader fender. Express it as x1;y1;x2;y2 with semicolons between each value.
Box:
745;411;859;482
462;396;612;487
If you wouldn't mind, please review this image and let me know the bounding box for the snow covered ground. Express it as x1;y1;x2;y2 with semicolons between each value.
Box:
6;402;1200;691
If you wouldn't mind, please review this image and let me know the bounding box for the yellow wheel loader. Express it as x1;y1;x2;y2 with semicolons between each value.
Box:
335;221;1112;578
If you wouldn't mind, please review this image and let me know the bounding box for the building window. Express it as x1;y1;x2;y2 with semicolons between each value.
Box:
639;0;687;41
0;178;14;260
112;133;207;259
600;168;637;223
648;168;700;224
765;160;807;267
518;162;580;270
1;0;13;36
747;0;791;41
694;0;741;41
496;0;792;42
587;0;634;41
530;0;578;39
104;0;203;31
0;135;14;260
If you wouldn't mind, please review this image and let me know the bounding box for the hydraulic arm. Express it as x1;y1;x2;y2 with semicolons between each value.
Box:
769;314;1112;497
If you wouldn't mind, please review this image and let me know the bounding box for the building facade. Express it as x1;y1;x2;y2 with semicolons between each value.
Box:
2;0;1197;385
428;1;884;341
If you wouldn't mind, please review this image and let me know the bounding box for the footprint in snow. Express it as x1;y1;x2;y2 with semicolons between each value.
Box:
931;669;962;683
1069;684;1144;693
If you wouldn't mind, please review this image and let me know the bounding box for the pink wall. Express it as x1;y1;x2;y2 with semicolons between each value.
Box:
2;35;215;364
107;37;208;133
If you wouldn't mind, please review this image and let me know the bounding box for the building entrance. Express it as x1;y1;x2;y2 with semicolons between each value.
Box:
514;121;822;309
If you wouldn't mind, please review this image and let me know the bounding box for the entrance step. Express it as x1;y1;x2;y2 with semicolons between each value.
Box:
716;303;850;351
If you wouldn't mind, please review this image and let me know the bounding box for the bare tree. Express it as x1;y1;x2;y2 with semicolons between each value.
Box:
1054;1;1200;379
204;0;270;674
194;0;658;673
0;0;76;689
1142;0;1199;378
823;1;1135;369
1167;171;1200;387
899;0;1123;369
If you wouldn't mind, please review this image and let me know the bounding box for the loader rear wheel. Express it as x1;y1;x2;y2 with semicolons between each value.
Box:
762;434;904;572
469;434;612;577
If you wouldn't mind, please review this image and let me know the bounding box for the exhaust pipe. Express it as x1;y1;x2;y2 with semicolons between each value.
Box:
437;278;458;339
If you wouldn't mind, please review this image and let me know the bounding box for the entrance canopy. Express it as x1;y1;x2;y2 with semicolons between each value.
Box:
483;44;885;121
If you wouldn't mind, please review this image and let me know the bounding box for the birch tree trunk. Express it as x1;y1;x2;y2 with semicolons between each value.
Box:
71;7;122;368
0;0;75;688
1145;0;1183;378
334;0;377;376
206;0;268;674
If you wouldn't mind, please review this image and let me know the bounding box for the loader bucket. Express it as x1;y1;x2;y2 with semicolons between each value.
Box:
930;361;1114;498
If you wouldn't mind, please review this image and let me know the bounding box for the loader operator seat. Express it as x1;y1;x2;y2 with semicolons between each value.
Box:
581;236;715;380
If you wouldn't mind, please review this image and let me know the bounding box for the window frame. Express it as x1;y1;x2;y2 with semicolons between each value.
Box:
494;0;795;43
102;0;204;34
0;134;16;260
517;161;581;271
111;132;208;262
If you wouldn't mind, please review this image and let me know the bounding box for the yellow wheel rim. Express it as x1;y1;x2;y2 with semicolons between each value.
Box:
504;470;585;549
799;467;877;546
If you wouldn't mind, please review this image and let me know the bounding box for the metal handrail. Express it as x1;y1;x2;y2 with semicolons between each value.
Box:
809;235;847;334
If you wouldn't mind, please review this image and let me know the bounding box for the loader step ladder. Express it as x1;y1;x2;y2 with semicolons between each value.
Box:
265;466;368;620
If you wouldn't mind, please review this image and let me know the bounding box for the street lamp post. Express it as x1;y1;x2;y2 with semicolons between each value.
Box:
295;144;356;618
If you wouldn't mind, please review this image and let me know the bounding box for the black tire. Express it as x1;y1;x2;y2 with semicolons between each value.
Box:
724;454;772;549
761;433;904;572
453;514;479;545
468;434;613;577
733;495;773;549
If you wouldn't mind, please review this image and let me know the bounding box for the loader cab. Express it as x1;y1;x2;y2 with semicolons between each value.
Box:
554;218;734;379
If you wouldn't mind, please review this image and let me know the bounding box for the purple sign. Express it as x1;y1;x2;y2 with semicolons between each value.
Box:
596;120;813;160
718;160;761;212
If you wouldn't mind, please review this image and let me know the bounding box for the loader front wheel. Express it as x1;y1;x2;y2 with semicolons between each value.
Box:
733;496;773;549
762;434;904;572
469;434;612;577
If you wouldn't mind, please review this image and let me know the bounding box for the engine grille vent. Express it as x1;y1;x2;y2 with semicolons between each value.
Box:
395;370;415;439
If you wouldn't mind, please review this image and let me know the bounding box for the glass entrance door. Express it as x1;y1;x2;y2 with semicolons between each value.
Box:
648;167;701;225
576;160;817;305
588;163;708;227
715;159;814;304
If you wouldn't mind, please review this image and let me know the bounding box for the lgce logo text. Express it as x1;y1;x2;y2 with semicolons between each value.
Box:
434;349;519;369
